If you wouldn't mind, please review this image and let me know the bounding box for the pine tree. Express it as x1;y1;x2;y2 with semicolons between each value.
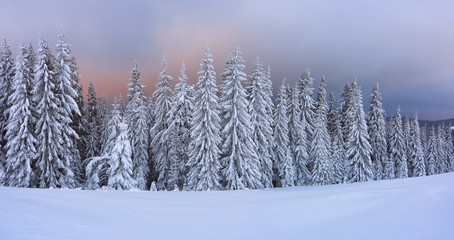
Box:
402;117;412;176
436;125;448;173
331;112;346;183
166;62;193;190
289;86;311;186
409;114;426;177
220;44;262;190
389;107;408;178
68;56;86;182
327;92;337;138
367;83;387;180
150;60;173;190
383;119;396;180
85;82;99;159
127;61;144;102
339;83;354;150
310;76;333;185
445;126;454;172
296;70;316;158
4;42;36;187
345;82;373;183
0;39;15;181
55;31;81;186
247;57;274;188
186;48;222;191
108;120;137;190
274;81;294;187
426;126;437;175
33;38;75;188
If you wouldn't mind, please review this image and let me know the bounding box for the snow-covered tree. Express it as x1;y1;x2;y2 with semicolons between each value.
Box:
310;76;333;185
339;83;354;149
409;114;426;177
55;31;81;186
274;81;294;187
85;82;100;159
345;82;373;183
4;42;36;187
446;126;454;172
247;57;274;188
127;61;144;102
436;125;448;173
220;44;262;190
288;86;311;186
402;117;412;176
367;83;387;180
331;112;345;184
150;60;173;190
389;107;408;179
186;48;222;191
0;39;15;180
84;156;109;190
327;92;337;138
426;126;437;175
108;120;137;190
33;38;75;188
296;69;316;152
166;62;193;190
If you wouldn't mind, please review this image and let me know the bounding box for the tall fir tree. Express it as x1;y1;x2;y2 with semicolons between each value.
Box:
389;107;408;178
339;83;354;150
274;81;294;187
331;111;346;183
55;31;82;186
367;83;387;180
220;44;262;190
402;117;412;176
108;120;137;190
150;60;173;190
409;114;426;177
0;39;15;181
426;125;437;175
85;82;99;159
445;126;454;172
247;57;275;188
33;38;75;188
436;125;448;173
4;42;36;187
289;86;311;186
310;76;333;185
186;48;222;191
345;82;373;183
166;62;193;190
327;92;337;138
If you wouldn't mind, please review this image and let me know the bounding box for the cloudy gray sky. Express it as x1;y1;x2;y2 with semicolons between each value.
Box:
1;0;453;120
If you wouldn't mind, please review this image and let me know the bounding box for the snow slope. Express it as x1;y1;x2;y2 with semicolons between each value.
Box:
1;173;453;240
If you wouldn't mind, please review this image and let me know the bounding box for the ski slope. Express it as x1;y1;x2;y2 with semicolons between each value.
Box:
1;173;453;240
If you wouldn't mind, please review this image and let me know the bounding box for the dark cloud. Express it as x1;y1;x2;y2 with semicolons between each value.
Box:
0;0;453;120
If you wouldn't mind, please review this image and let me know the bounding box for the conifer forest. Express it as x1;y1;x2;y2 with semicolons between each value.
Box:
0;34;453;191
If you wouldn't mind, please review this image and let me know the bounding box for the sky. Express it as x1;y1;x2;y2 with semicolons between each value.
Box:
0;0;453;120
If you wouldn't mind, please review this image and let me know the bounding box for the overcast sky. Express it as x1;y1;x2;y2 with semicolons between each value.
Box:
1;0;453;120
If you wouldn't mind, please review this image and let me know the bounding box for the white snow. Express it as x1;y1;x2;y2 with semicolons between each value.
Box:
1;173;454;240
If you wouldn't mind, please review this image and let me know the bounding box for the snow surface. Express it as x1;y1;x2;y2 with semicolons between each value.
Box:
1;173;454;240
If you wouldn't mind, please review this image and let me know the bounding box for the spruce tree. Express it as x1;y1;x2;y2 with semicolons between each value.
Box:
327;92;337;138
403;117;412;176
166;62;193;190
389;107;408;178
0;39;15;180
33;38;75;188
186;48;222;191
150;60;173;190
426;126;437;175
4;42;36;187
296;70;316;158
345;82;373;183
436;125;448;173
85;82;99;159
409;114;426;177
55;31;81;186
310;76;333;185
108;120;137;190
274;81;294;187
289;86;311;186
339;83;354;150
367;83;387;180
220;44;262;190
247;57;274;188
331;112;346;184
446;126;454;172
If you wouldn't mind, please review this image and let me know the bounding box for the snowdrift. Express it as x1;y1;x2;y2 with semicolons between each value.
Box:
1;173;453;240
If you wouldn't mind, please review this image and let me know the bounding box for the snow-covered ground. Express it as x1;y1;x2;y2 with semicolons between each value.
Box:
1;173;453;240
